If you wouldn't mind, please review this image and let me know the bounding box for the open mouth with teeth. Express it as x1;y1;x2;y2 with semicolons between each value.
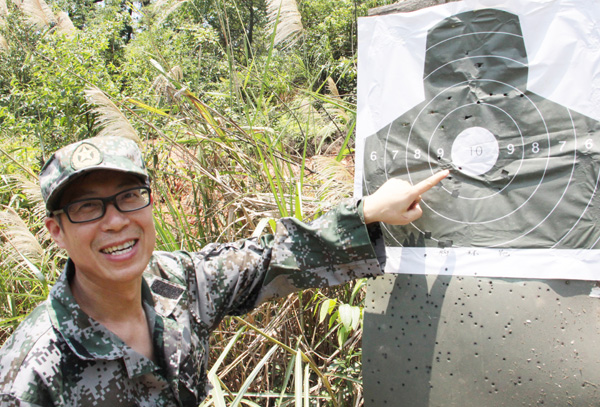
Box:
101;240;137;255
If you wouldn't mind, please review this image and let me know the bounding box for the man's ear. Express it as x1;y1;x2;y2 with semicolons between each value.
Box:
45;217;66;249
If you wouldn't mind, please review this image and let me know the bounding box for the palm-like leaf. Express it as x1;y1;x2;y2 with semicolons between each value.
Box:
20;0;56;30
0;0;8;17
84;87;141;144
266;0;303;46
55;11;76;36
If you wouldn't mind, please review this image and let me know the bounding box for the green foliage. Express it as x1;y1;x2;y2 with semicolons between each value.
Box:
120;21;228;102
298;0;393;97
50;0;98;29
0;2;136;152
178;0;269;62
301;0;358;60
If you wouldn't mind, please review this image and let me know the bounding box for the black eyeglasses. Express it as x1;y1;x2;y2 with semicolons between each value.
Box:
52;186;152;223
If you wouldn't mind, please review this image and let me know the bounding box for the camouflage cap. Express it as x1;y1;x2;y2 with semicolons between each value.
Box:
40;136;149;212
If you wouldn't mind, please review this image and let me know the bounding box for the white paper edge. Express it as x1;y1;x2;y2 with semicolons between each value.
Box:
384;247;600;280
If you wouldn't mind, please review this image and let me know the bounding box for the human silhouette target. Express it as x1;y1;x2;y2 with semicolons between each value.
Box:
363;8;600;251
361;5;600;407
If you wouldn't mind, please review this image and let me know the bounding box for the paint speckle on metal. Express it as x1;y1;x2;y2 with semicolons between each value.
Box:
363;274;600;406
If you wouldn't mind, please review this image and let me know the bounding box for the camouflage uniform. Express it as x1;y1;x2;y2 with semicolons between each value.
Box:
0;136;385;406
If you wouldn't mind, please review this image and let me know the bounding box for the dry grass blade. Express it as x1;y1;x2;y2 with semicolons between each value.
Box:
55;11;76;36
0;0;7;17
312;155;354;209
20;0;56;30
0;34;7;51
152;0;188;25
84;87;141;144
326;77;340;99
0;207;43;269
151;65;183;99
296;96;321;121
12;175;52;243
168;65;183;82
0;7;7;51
266;0;303;46
14;176;44;216
323;78;349;123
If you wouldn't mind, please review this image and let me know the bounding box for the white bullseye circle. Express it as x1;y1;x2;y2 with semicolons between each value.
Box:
450;127;499;176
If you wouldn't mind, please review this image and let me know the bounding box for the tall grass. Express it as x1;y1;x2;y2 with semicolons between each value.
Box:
0;173;64;341
129;79;364;405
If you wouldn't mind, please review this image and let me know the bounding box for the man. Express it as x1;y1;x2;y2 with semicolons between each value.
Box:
0;136;448;406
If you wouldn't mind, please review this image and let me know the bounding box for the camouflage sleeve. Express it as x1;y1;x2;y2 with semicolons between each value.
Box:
155;199;385;331
0;395;45;407
0;302;62;407
253;199;385;303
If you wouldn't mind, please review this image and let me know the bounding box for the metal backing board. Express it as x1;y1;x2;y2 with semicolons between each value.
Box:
363;274;600;406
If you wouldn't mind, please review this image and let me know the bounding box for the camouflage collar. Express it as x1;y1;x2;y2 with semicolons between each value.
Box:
48;261;130;361
46;259;185;379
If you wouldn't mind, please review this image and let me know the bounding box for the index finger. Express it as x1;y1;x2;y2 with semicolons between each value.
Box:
413;169;450;195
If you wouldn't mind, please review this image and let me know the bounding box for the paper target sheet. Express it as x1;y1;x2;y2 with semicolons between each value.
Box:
356;0;600;279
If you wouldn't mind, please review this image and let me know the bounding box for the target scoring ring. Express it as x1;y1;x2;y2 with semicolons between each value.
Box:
450;126;499;176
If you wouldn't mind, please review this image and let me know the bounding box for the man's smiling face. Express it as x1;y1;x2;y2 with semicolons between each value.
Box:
45;170;156;287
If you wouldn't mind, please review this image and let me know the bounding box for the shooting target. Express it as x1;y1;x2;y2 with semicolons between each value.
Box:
362;8;600;251
359;3;600;406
